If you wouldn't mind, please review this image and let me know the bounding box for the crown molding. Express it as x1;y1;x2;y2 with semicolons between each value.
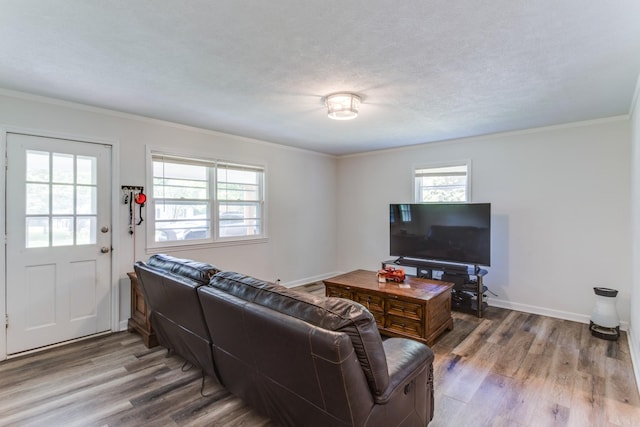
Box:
340;115;630;159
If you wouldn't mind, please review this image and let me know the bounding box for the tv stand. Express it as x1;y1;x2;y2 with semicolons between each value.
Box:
392;257;477;274
383;258;488;318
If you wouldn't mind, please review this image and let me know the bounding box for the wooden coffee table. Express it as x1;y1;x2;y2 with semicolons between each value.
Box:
324;269;454;346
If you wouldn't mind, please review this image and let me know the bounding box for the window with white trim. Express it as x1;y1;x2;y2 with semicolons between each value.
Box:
414;163;469;202
149;152;265;246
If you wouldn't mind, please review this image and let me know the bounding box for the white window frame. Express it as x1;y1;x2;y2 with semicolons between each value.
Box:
146;147;267;250
414;160;471;203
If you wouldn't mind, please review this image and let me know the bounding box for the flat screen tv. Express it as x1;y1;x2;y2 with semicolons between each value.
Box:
390;203;491;266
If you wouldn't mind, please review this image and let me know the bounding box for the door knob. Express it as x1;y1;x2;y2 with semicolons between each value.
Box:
101;226;109;233
100;247;110;253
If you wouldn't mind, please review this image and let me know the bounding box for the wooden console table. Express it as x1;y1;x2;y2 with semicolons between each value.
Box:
324;270;454;346
127;272;157;348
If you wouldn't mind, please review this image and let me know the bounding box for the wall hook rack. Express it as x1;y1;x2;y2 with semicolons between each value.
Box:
121;185;144;205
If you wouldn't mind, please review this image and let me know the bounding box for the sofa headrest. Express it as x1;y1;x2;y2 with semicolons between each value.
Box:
207;271;390;396
147;254;220;285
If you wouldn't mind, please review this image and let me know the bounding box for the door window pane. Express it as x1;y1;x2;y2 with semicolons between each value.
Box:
26;217;49;248
77;186;96;215
53;153;74;183
26;183;50;215
76;217;96;245
52;184;74;214
76;156;96;185
52;217;74;246
26;151;49;182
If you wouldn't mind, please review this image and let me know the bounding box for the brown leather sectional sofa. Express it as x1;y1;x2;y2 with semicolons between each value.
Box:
134;254;435;426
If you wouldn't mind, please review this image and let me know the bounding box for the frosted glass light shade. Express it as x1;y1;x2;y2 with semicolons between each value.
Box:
326;93;360;120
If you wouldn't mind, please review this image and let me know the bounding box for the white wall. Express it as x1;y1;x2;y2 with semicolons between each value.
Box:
630;83;640;391
336;119;632;325
0;91;338;328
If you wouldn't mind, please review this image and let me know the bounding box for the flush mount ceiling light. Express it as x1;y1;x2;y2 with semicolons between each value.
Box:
325;93;361;120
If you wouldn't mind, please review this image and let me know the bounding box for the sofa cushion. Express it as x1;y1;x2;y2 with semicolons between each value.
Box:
207;271;390;396
147;254;220;285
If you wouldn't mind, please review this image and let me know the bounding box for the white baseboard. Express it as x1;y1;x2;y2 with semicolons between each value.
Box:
488;297;629;331
628;327;640;397
119;320;128;332
281;271;344;288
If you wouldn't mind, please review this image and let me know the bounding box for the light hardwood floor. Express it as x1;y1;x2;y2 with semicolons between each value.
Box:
1;283;639;426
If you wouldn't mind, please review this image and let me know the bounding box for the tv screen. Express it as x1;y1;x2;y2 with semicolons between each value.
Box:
390;203;491;266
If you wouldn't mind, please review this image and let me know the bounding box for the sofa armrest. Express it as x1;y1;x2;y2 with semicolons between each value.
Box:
375;338;434;404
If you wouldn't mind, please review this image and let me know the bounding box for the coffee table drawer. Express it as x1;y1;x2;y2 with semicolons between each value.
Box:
354;292;385;328
386;299;423;321
385;315;423;339
354;292;384;312
326;285;353;300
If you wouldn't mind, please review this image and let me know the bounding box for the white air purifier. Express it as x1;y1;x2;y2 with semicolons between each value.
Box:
590;287;620;340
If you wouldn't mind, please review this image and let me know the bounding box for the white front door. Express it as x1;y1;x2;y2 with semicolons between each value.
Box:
6;133;112;354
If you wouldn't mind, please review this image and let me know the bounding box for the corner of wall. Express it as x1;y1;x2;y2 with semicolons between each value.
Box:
630;72;640;118
0;129;6;361
628;326;640;396
629;72;640;396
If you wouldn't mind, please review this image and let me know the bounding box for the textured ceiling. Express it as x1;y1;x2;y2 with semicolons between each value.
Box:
1;1;639;155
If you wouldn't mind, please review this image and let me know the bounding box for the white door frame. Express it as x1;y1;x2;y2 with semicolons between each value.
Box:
0;126;120;361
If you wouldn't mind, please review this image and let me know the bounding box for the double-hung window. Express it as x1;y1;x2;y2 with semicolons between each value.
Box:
149;151;265;247
414;162;470;203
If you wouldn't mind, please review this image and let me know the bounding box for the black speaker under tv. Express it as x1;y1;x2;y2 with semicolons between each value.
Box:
389;203;491;267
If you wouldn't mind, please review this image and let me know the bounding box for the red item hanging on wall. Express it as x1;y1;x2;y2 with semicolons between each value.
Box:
134;192;146;204
134;192;146;225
